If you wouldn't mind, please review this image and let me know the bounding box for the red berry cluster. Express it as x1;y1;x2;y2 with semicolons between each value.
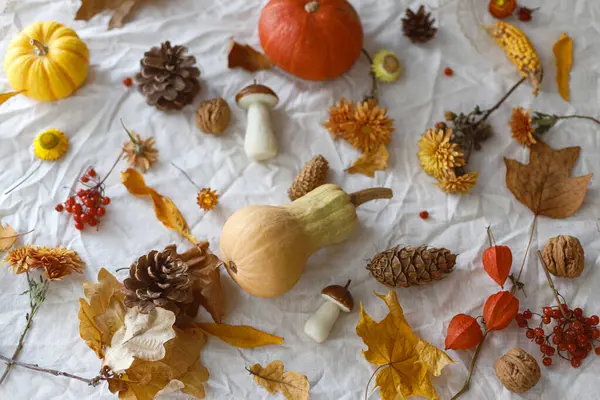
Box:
55;168;111;231
516;305;600;368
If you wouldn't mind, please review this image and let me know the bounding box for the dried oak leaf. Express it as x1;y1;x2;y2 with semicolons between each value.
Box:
249;360;309;400
0;223;18;251
347;145;389;177
228;40;273;72
79;268;127;359
108;327;209;400
505;140;592;218
121;168;197;244
357;291;454;400
194;322;283;348
75;0;142;29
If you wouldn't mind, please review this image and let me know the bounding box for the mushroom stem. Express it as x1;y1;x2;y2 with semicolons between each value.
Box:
244;102;277;161
304;301;340;343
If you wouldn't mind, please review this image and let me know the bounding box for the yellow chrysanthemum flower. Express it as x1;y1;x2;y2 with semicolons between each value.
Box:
197;188;219;211
33;129;69;161
372;50;402;83
418;128;465;179
510;107;536;147
437;171;478;194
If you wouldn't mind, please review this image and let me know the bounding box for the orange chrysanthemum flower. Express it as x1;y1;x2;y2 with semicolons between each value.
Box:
510;107;536;147
437;171;478;194
4;245;37;274
28;246;85;281
323;98;355;138
197;188;219;211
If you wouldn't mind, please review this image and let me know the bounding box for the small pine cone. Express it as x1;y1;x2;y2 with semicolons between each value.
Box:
288;155;329;201
135;41;201;111
402;5;438;44
123;245;195;315
366;245;456;288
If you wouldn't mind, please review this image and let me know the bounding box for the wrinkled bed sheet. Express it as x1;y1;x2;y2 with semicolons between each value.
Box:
1;0;599;399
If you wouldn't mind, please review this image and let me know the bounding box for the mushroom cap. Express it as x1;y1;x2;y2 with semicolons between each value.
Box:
321;284;354;312
235;84;278;109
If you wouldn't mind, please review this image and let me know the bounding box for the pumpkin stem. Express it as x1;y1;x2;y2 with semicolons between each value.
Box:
349;188;393;207
29;39;48;56
304;1;320;13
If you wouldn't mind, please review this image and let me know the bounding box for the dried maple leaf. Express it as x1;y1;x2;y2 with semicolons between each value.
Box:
505;140;592;218
348;145;389;177
249;360;309;400
121;168;197;244
75;0;142;29
195;322;284;348
357;291;454;400
108;327;209;400
228;40;273;72
0;223;18;251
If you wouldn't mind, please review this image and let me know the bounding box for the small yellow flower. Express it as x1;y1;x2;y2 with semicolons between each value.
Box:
418;128;465;179
437;171;478;194
510;107;536;147
197;188;219;211
372;50;402;83
33;129;69;161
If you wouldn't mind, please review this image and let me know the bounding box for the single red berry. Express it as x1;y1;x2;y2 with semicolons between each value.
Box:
97;207;106;217
102;197;111;205
65;205;73;213
419;210;429;219
75;222;84;230
551;309;562;318
88;168;96;177
67;197;76;206
73;214;82;223
525;329;535;339
88;218;98;227
590;315;599;326
552;335;561;345
443;67;453;77
542;357;552;367
592;329;600;339
534;328;544;337
558;343;568;351
87;207;97;216
543;307;553;316
81;176;90;183
517;320;528;328
77;189;86;198
574;308;583;318
73;204;82;215
123;77;133;87
571;357;582;368
553;326;563;335
595;347;600;356
535;337;544;345
84;198;94;208
55;204;64;212
568;343;578;353
546;347;556;356
523;310;533;320
542;316;551;325
81;214;90;223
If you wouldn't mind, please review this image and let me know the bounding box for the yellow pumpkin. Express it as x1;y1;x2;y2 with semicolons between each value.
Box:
4;21;89;102
220;184;393;298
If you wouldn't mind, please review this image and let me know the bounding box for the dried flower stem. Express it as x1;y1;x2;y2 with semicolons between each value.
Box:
450;331;489;400
363;360;409;400
361;48;379;102
4;163;43;195
98;152;123;187
536;250;570;320
556;115;600;125
0;272;49;385
473;77;526;131
512;215;538;287
171;162;201;190
0;354;106;386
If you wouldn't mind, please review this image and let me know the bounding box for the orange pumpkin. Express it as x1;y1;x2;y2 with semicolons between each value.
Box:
258;0;363;81
488;0;517;19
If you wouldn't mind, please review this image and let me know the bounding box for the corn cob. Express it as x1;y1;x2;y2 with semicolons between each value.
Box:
485;21;543;96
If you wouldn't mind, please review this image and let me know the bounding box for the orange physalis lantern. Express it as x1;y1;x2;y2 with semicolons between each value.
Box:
445;314;484;350
483;291;520;331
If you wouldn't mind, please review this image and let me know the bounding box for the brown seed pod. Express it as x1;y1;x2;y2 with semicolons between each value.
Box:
542;235;584;278
494;348;540;393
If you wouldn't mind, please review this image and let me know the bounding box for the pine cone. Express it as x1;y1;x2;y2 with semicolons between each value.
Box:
366;245;456;288
135;41;201;111
123;245;196;315
402;6;437;44
288;155;329;201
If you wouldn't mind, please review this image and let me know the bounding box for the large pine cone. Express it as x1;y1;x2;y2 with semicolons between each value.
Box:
123;244;215;316
366;245;456;288
135;41;201;111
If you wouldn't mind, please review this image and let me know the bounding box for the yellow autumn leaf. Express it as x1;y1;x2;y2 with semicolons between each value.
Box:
347;145;389;177
121;168;197;244
249;360;309;400
356;291;454;400
78;268;126;358
0;91;23;106
553;33;573;102
108;327;209;400
0;223;18;251
195;322;284;348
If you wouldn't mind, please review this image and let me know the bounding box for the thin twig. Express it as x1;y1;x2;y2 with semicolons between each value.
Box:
171;163;200;190
361;48;379;102
0;229;34;240
557;115;600;125
513;215;538;287
0;354;105;386
245;367;308;393
98;152;124;187
473;77;527;130
364;364;388;400
5;163;43;195
536;250;570;320
450;331;489;400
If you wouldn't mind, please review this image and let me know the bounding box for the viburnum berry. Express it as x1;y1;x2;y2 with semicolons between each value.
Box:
523;310;533;320
591;315;599;326
535;337;544;345
595;347;600;356
542;316;551;324
574;308;583;318
525;329;535;339
102;197;111;205
542;357;552;367
543;307;553;316
443;67;453;77
571;358;582;368
568;343;578;353
534;328;544;337
123;77;133;87
55;204;64;212
419;210;429;219
88;168;96;177
75;222;84;230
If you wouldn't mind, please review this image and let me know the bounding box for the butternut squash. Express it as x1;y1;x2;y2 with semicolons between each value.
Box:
220;184;393;298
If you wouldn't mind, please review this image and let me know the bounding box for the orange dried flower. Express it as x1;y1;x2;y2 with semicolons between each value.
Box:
197;188;219;211
4;245;37;274
323;98;355;138
28;246;85;280
510;107;536;147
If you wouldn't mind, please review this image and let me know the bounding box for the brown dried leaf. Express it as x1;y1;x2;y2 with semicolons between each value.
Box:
249;361;309;400
347;145;389;177
195;323;283;348
75;0;143;29
185;242;223;324
505;140;592;218
0;223;18;251
228;40;273;72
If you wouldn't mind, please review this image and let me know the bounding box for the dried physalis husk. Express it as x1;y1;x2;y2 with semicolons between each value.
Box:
494;348;540;393
195;98;231;134
542;235;584;278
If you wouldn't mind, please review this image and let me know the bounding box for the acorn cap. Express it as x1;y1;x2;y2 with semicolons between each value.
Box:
321;280;354;312
235;84;278;110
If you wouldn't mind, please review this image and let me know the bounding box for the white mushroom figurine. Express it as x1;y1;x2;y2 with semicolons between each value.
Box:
304;280;354;343
235;83;279;161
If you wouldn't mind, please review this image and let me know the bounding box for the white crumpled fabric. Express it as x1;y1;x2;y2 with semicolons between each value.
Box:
0;0;599;399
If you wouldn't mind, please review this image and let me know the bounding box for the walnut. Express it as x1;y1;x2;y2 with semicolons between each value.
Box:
195;98;230;134
494;348;540;393
542;235;584;278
